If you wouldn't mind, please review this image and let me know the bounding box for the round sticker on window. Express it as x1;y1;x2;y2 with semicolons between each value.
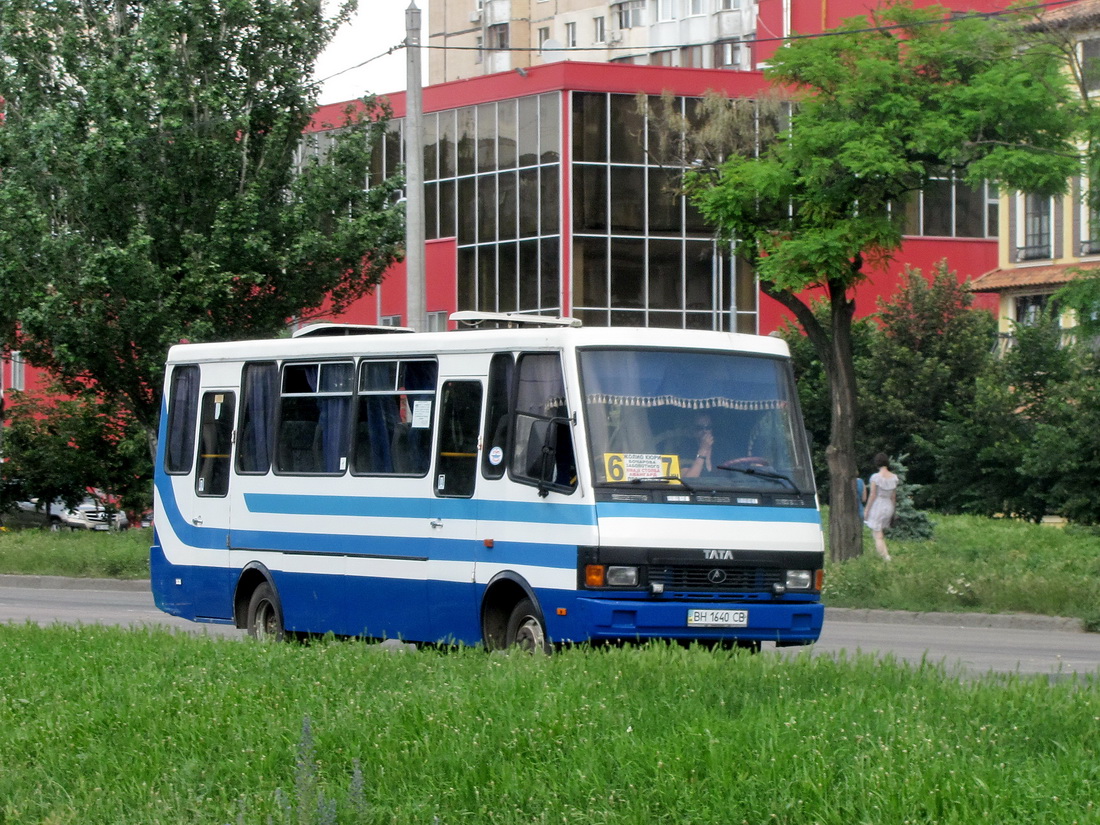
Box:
489;446;504;466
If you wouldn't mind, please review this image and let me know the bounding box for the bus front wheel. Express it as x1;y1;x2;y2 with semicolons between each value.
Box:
505;599;550;653
246;582;285;641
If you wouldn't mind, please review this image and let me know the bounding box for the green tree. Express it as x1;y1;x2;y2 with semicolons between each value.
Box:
925;314;1078;521
859;262;997;502
0;0;405;455
0;389;152;518
690;3;1079;560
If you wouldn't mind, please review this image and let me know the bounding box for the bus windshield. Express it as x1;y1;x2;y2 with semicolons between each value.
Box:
579;348;815;494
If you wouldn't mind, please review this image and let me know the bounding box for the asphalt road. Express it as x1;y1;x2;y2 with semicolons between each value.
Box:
2;576;1099;677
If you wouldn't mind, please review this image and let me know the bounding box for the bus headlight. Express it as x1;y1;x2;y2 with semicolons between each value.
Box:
606;566;639;587
785;570;813;590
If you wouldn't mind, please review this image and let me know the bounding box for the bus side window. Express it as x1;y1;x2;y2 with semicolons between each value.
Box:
275;362;353;475
237;362;277;475
481;353;514;480
510;353;576;495
165;365;200;475
435;381;483;498
196;391;235;497
353;359;437;476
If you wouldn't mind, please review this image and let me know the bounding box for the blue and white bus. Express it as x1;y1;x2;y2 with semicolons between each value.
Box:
151;315;824;650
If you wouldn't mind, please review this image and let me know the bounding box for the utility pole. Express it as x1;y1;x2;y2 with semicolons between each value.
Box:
405;1;427;331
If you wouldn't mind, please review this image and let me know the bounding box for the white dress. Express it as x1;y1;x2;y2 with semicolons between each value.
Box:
864;472;898;531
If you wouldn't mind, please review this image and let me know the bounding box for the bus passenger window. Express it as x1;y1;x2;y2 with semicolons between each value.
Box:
165;365;200;474
196;391;235;496
436;381;483;498
353;359;438;476
237;362;277;474
510;353;576;495
275;362;352;475
481;353;514;480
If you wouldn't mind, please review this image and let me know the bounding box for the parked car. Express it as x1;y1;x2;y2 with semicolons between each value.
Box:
1;496;127;531
0;498;67;530
57;497;129;531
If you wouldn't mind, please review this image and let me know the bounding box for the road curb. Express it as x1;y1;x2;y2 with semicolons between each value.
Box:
0;575;1087;633
0;574;150;592
826;607;1085;633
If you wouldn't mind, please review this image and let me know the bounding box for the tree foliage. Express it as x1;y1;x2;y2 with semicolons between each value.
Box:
0;389;152;518
925;314;1100;524
859;263;997;499
0;0;405;449
687;2;1080;559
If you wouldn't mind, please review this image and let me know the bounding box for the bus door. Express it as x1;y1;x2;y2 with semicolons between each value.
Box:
429;378;484;641
189;388;236;618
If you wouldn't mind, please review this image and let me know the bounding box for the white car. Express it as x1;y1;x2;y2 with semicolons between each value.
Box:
58;498;129;531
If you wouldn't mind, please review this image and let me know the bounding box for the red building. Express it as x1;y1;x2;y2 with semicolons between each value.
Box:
309;59;998;334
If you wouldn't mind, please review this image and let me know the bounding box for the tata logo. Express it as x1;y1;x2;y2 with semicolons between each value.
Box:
703;550;734;560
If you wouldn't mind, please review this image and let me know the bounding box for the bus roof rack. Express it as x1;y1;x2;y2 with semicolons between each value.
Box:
292;323;414;338
449;311;582;329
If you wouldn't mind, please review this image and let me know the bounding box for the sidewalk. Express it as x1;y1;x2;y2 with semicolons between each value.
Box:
0;574;1086;633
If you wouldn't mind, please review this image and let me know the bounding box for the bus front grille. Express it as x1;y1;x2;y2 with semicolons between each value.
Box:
648;566;785;594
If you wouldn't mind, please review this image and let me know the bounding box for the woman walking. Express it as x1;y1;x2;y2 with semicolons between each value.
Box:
864;453;898;562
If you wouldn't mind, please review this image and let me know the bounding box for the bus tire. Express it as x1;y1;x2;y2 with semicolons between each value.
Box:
505;598;549;653
246;582;285;641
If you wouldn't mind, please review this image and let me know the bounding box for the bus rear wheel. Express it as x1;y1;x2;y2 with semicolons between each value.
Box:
246;582;285;641
505;598;549;653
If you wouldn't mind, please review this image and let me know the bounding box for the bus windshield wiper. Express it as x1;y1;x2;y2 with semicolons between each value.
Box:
627;475;696;492
717;465;801;494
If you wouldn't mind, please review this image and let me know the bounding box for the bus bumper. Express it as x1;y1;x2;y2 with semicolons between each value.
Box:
575;595;823;645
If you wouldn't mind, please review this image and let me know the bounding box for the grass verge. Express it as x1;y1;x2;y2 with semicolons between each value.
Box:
0;527;151;580
0;625;1097;824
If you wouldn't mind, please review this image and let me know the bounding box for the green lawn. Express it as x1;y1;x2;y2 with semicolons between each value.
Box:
0;625;1096;824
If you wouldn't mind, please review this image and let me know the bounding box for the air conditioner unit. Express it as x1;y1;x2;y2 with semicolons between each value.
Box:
608;30;623;43
469;9;481;23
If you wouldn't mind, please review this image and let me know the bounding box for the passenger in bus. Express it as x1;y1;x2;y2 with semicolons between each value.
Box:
682;414;716;478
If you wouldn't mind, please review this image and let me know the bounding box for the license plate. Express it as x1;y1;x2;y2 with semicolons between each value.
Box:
687;608;748;627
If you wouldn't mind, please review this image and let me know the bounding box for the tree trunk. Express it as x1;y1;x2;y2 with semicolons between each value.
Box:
762;277;863;561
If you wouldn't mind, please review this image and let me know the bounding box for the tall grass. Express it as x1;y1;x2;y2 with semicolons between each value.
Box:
0;527;150;579
0;624;1097;824
827;515;1100;622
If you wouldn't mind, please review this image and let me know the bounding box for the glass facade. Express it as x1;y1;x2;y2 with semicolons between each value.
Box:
371;93;562;317
359;85;992;334
571;92;755;332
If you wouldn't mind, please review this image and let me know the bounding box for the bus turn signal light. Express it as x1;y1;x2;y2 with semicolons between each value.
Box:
585;565;606;587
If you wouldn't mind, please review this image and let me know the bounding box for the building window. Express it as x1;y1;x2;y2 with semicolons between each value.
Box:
687;0;705;15
719;0;740;9
898;172;997;239
565;21;577;48
570;91;761;332
650;50;674;66
1019;193;1053;261
594;16;606;44
538;26;550;51
680;45;704;68
658;0;676;21
426;311;448;331
616;0;645;29
10;351;25;392
1083;39;1100;92
380;315;403;326
488;24;508;50
716;39;742;69
1015;294;1057;327
1081;176;1100;255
